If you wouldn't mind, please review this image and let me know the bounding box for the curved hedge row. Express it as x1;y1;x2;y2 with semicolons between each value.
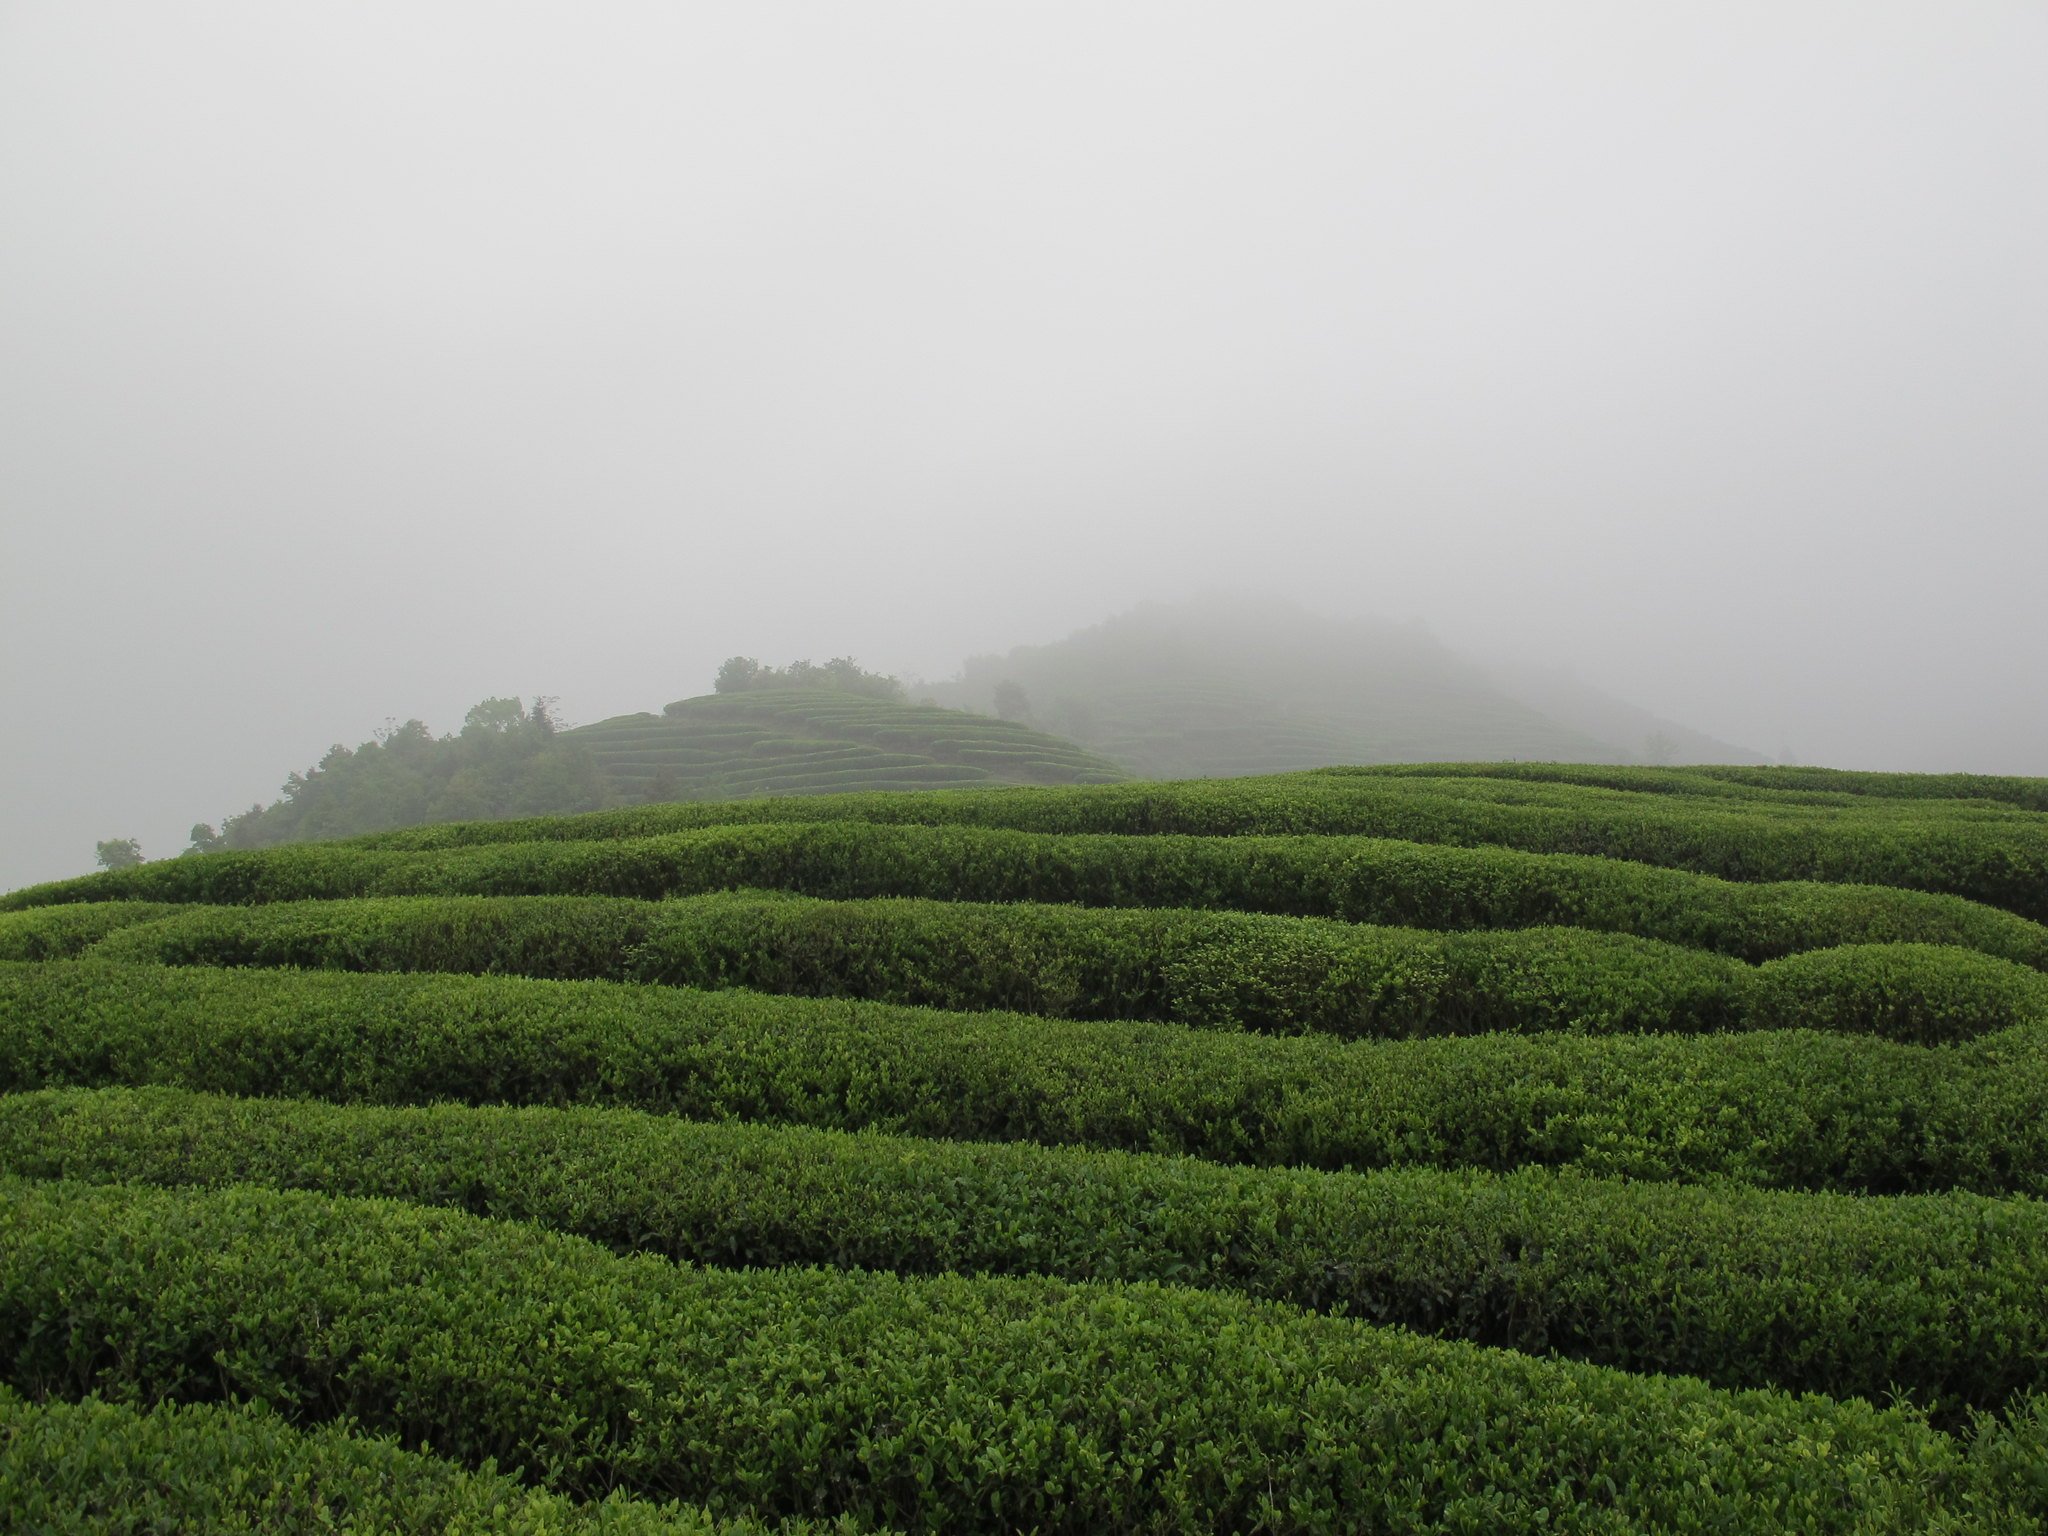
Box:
54;893;2048;1044
0;1390;828;1534
10;1085;2047;1413
1381;762;2048;815
6;962;2045;1195
0;903;181;962
1699;765;2048;812
4;1179;2040;1533
259;771;2048;921
20;822;2048;969
1359;762;2048;814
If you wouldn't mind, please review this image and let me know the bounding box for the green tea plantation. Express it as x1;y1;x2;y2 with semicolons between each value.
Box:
573;689;1128;800
4;763;2048;1532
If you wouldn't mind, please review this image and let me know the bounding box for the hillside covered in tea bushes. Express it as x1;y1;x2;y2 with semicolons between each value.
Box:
7;762;2048;1531
186;686;1125;855
573;688;1125;801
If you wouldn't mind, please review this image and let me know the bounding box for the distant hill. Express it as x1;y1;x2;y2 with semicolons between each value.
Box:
927;597;1762;777
570;689;1126;800
192;687;1122;855
1481;659;1763;767
174;607;1754;857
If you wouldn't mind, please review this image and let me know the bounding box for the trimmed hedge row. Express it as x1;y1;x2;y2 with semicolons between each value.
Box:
1380;762;2048;814
1700;765;2048;812
0;903;181;962
268;771;2048;916
20;822;2048;969
3;1178;2041;1533
5;962;2045;1195
59;893;2048;1044
9;1085;2048;1413
0;1390;835;1534
1359;762;2048;814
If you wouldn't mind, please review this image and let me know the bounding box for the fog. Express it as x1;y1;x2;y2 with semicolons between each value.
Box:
3;1;2044;890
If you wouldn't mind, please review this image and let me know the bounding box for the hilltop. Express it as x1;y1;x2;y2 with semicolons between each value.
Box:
928;596;1762;777
569;686;1125;801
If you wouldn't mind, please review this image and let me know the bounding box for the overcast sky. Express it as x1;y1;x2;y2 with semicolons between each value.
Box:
4;1;2045;889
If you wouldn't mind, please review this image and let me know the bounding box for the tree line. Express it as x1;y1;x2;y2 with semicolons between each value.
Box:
99;697;603;868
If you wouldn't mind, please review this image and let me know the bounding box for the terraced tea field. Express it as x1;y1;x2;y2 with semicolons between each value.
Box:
4;763;2047;1531
571;689;1128;801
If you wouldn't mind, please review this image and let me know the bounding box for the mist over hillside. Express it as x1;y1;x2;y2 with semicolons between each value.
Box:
927;596;1761;778
14;596;1771;888
152;679;1123;860
1477;659;1767;768
5;4;2042;890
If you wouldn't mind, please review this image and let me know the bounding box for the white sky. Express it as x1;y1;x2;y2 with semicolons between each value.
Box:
4;2;2045;888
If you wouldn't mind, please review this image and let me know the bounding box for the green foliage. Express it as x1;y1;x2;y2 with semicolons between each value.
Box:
5;961;2045;1196
1750;943;2048;1044
56;891;2048;1044
19;819;2048;969
322;767;2048;921
1385;760;2048;814
461;696;528;734
706;655;904;700
92;839;142;871
1699;764;2048;812
0;1389;826;1534
9;1085;2048;1414
0;906;183;962
4;1177;2039;1533
712;655;766;693
83;894;657;985
194;697;607;852
10;759;2048;1525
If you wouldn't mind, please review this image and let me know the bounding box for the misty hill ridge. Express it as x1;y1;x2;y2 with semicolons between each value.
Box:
161;602;1750;861
929;597;1762;778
